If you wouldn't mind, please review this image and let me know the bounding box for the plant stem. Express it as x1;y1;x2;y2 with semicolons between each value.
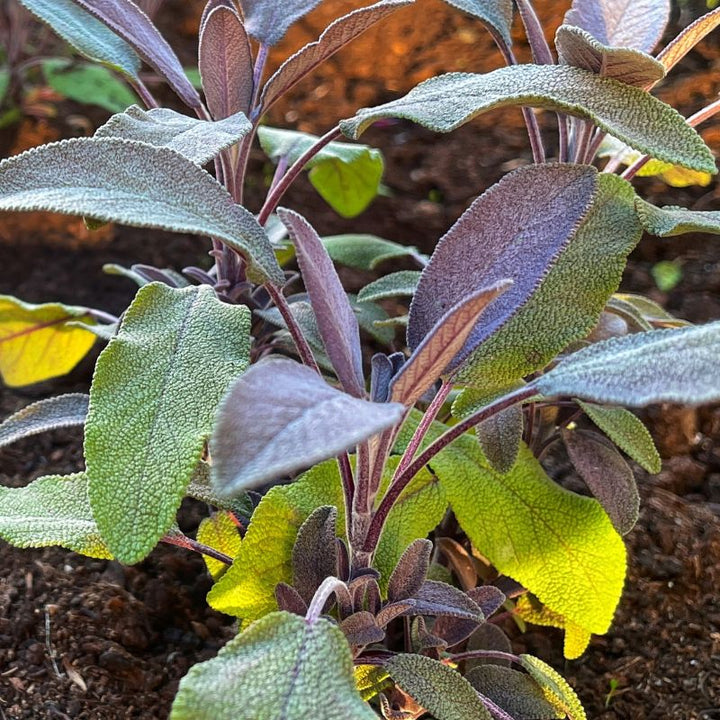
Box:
161;533;233;565
362;385;536;554
337;451;355;548
305;576;349;625
131;77;159;109
258;126;343;225
250;44;269;113
515;0;554;65
265;283;320;374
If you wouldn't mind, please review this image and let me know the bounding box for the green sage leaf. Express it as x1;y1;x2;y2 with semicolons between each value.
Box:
635;199;720;237
86;284;251;564
340;65;716;173
171;611;376;720
0;137;283;285
357;271;421;303
519;654;587;720
439;0;513;47
0;473;111;559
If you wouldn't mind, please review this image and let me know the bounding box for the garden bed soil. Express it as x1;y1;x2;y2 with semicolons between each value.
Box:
1;0;720;717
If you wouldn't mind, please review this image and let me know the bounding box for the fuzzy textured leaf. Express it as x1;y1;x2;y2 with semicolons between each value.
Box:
0;394;88;449
94;106;251;165
261;0;413;110
322;234;423;270
466;665;561;719
199;5;253;118
387;539;432;602
292;506;338;604
0;138;283;285
42;60;138;112
657;7;720;73
278;209;364;396
555;25;665;86
340;66;715;173
563;429;639;535
358;271;421;303
519;655;587;720
17;0;141;78
430;437;626;634
197;511;242;580
476;403;523;474
408;165;598;364
258;127;384;218
171;611;375;720
0;295;96;387
238;0;324;46
635;200;720;237
578;401;661;473
0;473;111;559
387;654;492;720
86;284;251;564
564;0;670;52
439;0;513;47
393;282;510;406
207;460;344;621
535;322;720;406
71;0;201;107
211;358;404;495
457;171;641;389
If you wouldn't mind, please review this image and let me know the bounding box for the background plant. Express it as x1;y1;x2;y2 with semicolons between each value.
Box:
0;0;719;717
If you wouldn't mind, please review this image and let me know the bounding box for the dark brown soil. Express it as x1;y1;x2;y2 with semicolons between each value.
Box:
2;0;720;718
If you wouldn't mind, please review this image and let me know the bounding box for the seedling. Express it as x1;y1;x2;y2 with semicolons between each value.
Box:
1;0;719;717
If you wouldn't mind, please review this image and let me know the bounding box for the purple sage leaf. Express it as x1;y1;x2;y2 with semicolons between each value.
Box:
210;358;404;496
199;5;254;119
340;611;386;649
71;0;201;107
275;582;308;615
387;538;432;602
292;506;339;603
564;0;671;53
395;580;485;622
278;208;365;397
562;428;639;535
408;164;598;365
391;281;511;406
261;0;413;111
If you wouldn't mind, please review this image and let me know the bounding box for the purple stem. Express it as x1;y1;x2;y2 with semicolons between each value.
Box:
258;126;344;225
515;0;554;65
362;385;536;554
131;77;159;109
161;533;233;565
337;451;355;546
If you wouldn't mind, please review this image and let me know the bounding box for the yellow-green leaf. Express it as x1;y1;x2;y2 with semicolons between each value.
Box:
207;460;344;622
197;511;242;580
520;655;587;720
0;295;96;387
355;664;391;701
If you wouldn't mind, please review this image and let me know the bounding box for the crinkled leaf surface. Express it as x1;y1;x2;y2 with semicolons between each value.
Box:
0;393;88;449
258;127;384;218
563;429;638;535
94;106;251;165
387;654;492;720
261;0;412;110
355;664;391;701
457;171;641;389
476;403;523;475
657;7;720;72
0;473;111;559
197;511;242;580
340;66;715;173
439;0;514;47
387;538;432;602
515;595;592;660
0;295;96;387
408;165;598;362
555;25;665;87
171;611;375;720
208;460;344;621
578;401;661;473
199;5;253;118
322;234;424;270
466;665;560;719
358;271;421;303
238;0;324;46
211;357;404;496
635;199;720;237
17;0;141;78
71;0;201;107
535;322;720;406
428;433;626;634
86;284;251;564
292;506;338;604
374;456;447;594
42;59;138;112
0;137;283;285
520;655;587;720
564;0;670;53
278;209;364;396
